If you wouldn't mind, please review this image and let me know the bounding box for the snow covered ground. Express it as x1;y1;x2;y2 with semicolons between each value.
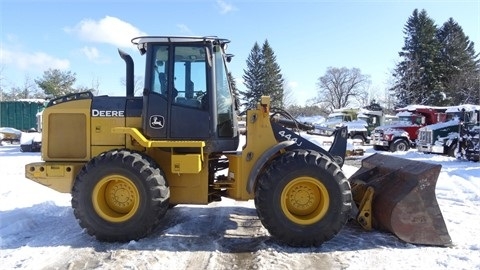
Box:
1;141;479;269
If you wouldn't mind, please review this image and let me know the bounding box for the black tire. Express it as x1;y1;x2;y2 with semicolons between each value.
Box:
352;134;365;143
447;141;458;157
71;149;170;242
390;139;409;152
254;150;352;247
20;144;32;152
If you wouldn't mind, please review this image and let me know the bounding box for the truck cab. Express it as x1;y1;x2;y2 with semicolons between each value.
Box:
417;105;480;159
371;107;446;152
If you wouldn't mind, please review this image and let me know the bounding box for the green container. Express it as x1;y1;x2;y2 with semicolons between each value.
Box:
0;101;45;131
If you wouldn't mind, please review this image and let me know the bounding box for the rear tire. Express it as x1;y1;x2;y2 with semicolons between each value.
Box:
254;150;352;247
352;134;365;143
447;141;458;157
72;149;169;242
390;139;409;152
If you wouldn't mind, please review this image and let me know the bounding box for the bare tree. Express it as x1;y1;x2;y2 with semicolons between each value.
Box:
121;75;144;96
90;76;101;96
282;80;295;108
2;75;43;100
314;67;370;111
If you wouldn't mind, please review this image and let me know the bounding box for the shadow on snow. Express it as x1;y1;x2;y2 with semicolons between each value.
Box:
1;203;411;254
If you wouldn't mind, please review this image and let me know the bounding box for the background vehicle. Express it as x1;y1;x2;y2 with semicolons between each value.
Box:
20;128;42;152
461;110;480;162
0;127;22;144
320;102;385;144
417;105;479;159
25;36;450;247
371;106;446;152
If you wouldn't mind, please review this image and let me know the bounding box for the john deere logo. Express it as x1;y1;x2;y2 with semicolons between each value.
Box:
150;115;165;129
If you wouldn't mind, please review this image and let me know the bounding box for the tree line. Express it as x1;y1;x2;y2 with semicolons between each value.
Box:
391;9;479;107
1;8;478;117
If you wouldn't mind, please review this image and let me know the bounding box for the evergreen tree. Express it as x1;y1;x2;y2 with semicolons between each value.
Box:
437;18;480;104
35;69;77;97
241;40;285;109
241;42;264;109
262;40;285;108
391;9;443;107
227;72;241;112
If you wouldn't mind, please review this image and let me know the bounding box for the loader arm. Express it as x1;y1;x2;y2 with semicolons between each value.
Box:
271;121;347;167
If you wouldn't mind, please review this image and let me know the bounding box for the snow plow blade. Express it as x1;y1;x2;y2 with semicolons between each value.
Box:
349;153;452;246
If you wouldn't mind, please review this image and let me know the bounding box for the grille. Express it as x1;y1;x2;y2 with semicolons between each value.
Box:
418;130;432;144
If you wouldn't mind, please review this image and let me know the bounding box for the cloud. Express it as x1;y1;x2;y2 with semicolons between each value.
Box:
81;46;100;61
216;0;236;14
79;46;110;64
287;81;299;89
65;16;147;48
176;24;193;35
0;48;70;71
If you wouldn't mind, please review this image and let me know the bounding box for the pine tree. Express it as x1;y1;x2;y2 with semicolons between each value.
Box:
241;40;285;109
391;9;443;107
262;40;285;108
227;72;241;112
240;42;264;109
437;18;480;104
35;69;77;97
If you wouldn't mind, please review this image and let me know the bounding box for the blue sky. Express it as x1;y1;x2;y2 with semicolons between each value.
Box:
1;0;479;105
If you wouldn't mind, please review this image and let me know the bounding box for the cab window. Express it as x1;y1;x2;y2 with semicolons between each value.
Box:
151;45;169;96
172;46;207;109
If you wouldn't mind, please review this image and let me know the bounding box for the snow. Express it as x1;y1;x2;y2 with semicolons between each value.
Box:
421;119;460;131
1;142;480;269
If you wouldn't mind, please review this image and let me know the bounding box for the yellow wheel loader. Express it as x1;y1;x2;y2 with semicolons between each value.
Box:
25;36;451;247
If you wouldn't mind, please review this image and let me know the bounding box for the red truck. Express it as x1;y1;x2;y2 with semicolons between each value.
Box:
370;106;446;152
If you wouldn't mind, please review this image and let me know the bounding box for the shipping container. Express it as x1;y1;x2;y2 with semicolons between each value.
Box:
0;100;46;131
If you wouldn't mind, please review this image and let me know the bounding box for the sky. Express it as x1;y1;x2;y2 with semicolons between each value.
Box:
1;0;479;105
1;136;480;269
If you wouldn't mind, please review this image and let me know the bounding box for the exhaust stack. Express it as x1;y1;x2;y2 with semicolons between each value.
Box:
118;49;134;97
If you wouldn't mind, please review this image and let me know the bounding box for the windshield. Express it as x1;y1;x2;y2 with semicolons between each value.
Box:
397;116;413;123
327;115;344;122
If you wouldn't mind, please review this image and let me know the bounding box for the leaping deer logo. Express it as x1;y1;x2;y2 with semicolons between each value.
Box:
150;115;165;129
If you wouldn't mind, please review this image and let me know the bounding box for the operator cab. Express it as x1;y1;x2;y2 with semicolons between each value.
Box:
132;36;239;153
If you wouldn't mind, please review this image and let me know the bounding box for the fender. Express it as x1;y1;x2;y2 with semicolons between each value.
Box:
246;140;295;194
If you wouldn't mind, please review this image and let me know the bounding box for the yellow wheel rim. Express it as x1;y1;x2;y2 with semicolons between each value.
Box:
92;175;140;223
280;177;330;225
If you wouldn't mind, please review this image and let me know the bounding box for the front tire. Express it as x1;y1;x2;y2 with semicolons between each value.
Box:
390;139;409;152
255;150;352;247
72;149;169;242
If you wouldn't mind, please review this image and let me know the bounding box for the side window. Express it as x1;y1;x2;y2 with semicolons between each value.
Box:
173;46;207;109
214;45;234;137
152;46;169;96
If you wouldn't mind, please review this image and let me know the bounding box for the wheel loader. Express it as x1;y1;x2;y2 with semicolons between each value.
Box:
25;36;451;247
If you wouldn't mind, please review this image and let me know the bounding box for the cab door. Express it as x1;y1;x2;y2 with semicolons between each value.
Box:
169;47;210;139
143;44;210;140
